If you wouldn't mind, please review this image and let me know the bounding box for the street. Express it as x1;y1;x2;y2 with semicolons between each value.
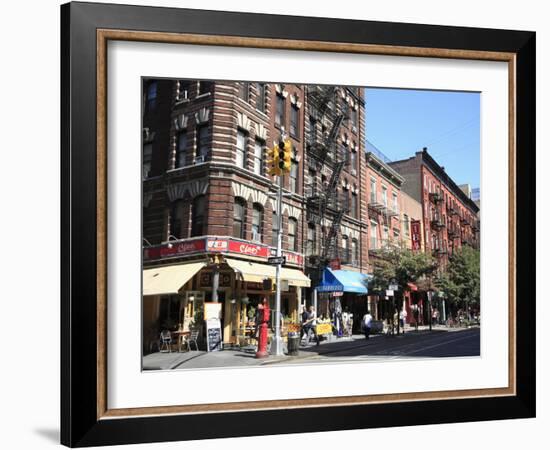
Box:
143;327;480;370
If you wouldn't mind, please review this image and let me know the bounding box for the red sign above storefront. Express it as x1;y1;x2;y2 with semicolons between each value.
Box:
144;236;304;267
411;220;422;251
143;238;206;260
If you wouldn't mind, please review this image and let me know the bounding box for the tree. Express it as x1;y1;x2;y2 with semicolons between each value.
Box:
370;244;438;293
436;246;480;317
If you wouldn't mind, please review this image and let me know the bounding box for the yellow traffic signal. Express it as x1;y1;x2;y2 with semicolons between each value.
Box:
267;144;281;176
281;139;292;173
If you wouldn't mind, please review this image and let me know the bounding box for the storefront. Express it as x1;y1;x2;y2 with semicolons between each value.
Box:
142;236;310;353
315;268;371;333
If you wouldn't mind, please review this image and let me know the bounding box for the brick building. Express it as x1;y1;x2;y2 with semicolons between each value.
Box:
141;79;369;350
389;148;480;267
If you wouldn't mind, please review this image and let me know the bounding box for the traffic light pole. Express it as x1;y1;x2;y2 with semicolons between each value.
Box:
271;172;284;357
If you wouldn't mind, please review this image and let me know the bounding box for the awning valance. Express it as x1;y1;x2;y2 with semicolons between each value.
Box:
225;258;310;287
143;262;206;296
316;268;370;294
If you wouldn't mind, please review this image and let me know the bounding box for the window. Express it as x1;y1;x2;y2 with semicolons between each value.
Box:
393;230;400;242
176;132;187;168
288;217;298;251
351;192;358;218
252;204;263;242
290;104;299;138
341;235;349;262
191;196;206;237
255;83;266;112
253;139;263;175
238;82;250;102
352;239;359;265
169;200;184;239
370;222;378;249
350;150;357;174
370;178;377;203
176;80;190;101
383;227;389;244
382;186;388;207
404;214;410;235
196;126;209;161
290;160;298;193
275;93;285;127
306;169;317;196
198;80;212;95
143;143;153;179
272;212;279;246
236;130;247;168
306;223;316;255
145;81;157;111
351;107;358;128
392;192;398;213
233;198;246;239
308;115;317;145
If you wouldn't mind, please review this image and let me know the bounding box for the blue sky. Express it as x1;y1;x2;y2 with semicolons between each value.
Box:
364;88;480;189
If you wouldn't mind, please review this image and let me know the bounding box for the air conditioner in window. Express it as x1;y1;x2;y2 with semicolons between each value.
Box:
194;155;205;164
252;230;262;242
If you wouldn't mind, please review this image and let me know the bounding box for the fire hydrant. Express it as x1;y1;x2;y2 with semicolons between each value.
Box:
255;298;270;359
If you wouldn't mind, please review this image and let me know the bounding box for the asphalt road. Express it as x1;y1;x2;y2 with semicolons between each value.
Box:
144;327;480;370
292;327;480;364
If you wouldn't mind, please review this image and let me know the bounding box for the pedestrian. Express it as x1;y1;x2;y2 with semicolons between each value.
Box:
399;308;407;333
362;310;373;340
432;307;438;326
301;305;319;346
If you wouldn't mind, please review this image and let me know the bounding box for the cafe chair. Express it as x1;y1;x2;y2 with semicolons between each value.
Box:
187;330;199;351
159;330;173;353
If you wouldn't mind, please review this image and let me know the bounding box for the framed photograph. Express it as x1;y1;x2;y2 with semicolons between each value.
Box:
61;1;535;447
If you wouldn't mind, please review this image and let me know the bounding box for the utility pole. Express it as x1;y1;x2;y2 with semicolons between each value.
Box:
267;129;292;357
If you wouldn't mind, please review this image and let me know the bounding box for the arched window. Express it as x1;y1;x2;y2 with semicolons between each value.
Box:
288;217;298;251
252;203;263;242
169;200;184;239
233;197;246;239
190;195;206;237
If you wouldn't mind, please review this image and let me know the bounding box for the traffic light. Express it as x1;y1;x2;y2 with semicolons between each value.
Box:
277;138;292;173
267;145;281;176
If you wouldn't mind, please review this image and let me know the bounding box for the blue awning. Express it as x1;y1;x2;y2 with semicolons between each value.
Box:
316;268;370;294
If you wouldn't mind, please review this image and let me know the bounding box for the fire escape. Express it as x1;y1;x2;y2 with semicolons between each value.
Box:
305;85;348;284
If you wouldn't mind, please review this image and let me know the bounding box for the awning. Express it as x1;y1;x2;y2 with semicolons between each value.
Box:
143;262;206;296
225;258;310;287
316;268;370;294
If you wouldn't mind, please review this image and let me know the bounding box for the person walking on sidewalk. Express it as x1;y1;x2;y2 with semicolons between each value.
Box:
362;310;373;340
301;305;319;346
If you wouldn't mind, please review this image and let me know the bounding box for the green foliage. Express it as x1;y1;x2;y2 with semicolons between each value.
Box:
436;246;480;308
370;244;438;293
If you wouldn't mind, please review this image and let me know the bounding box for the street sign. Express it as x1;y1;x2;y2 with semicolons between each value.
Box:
389;284;398;291
386;289;394;297
267;256;286;265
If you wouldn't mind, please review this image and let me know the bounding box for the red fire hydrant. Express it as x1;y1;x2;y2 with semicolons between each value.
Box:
255;298;270;359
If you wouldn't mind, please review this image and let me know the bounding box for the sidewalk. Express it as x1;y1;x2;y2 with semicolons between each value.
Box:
142;324;476;370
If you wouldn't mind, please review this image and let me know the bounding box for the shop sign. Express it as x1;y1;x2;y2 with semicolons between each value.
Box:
316;323;333;335
270;248;304;266
332;291;344;297
228;239;270;258
207;238;229;251
144;238;206;260
200;272;231;287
